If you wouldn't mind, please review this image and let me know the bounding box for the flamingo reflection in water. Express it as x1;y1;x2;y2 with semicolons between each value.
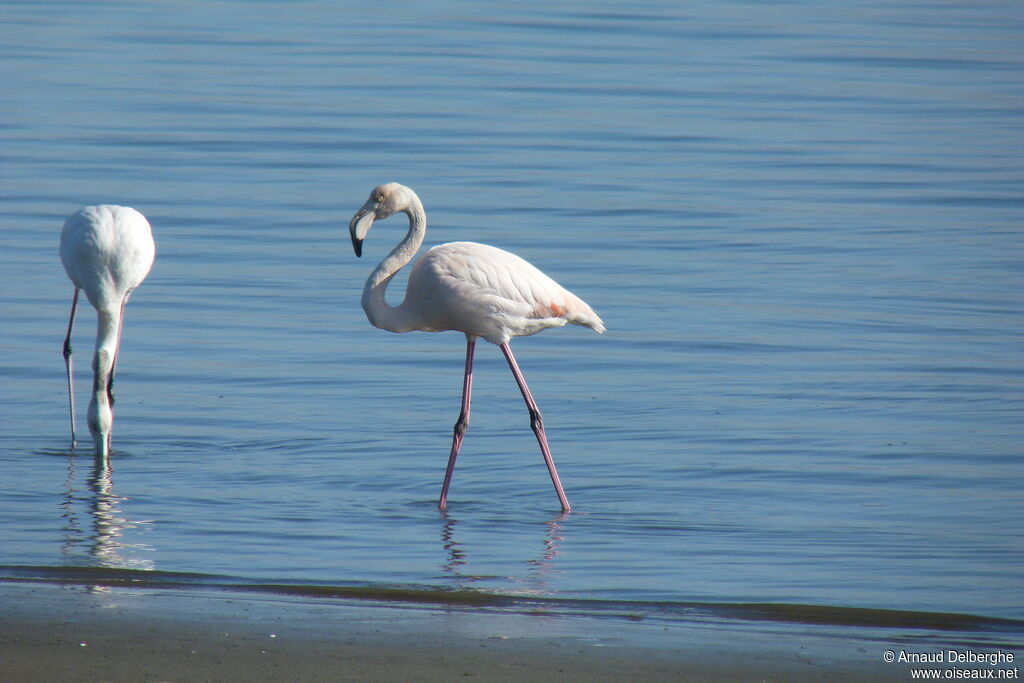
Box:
61;455;155;573
440;514;566;593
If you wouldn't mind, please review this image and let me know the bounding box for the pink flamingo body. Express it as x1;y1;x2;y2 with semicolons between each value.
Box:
348;183;604;512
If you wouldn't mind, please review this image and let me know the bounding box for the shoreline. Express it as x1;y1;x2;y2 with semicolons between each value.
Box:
0;583;954;682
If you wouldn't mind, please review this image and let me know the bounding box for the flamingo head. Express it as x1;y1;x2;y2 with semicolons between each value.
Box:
349;182;416;257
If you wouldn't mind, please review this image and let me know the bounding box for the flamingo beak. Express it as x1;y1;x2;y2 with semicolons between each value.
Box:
349;202;377;257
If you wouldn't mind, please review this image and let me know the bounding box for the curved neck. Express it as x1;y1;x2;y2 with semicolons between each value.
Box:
361;201;426;333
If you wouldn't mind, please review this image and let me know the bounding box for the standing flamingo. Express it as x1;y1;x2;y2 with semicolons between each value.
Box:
60;205;155;459
348;183;604;512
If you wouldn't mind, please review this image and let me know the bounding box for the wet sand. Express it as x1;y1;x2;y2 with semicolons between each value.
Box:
1;583;899;681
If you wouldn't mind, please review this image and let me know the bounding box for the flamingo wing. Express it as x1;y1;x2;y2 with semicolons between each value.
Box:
404;241;604;344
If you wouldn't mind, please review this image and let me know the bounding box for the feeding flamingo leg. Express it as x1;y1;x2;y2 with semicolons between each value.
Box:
62;289;80;450
499;343;571;513
439;336;476;510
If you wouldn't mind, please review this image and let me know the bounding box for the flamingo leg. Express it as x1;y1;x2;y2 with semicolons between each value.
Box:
62;289;80;450
499;343;571;513
439;336;476;510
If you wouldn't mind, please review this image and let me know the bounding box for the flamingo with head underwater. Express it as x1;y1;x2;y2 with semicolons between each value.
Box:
60;205;155;459
348;183;605;512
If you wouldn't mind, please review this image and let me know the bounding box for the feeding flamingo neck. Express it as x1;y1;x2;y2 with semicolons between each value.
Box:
88;308;120;458
361;201;427;334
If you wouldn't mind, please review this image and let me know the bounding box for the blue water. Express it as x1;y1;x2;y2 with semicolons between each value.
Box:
1;0;1022;643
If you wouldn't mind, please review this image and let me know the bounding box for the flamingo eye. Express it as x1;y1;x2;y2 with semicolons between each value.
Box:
376;195;384;204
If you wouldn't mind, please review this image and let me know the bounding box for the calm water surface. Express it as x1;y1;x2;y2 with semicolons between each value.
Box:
1;0;1022;645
